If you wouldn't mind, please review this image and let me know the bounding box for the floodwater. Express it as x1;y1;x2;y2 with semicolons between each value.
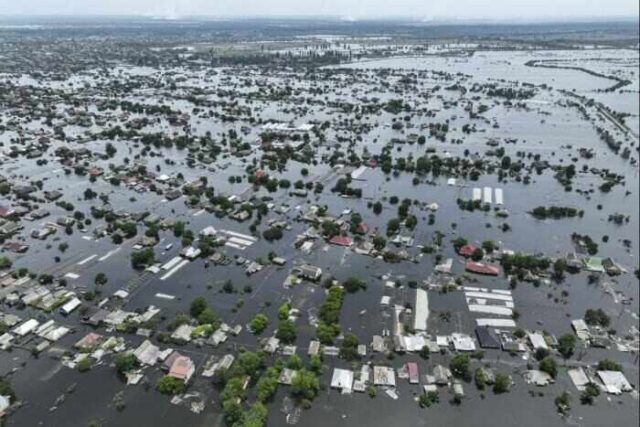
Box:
1;46;639;427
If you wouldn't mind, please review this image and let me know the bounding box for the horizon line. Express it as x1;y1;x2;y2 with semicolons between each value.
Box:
0;14;638;24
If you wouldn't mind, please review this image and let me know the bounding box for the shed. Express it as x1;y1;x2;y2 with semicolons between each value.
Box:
475;326;501;349
331;368;354;392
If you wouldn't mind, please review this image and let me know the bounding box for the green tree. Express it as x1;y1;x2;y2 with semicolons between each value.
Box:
276;319;297;344
156;375;185;395
481;240;497;254
539;356;558;378
0;257;13;269
493;372;510;394
256;368;279;402
554;391;571;415
471;248;484;261
94;272;108;286
77;357;94;373
580;383;600;405
597;359;622;372
474;368;487;390
557;334;576;359
114;353;139;375
190;297;208;318
290;369;319;400
450;353;471;382
340;333;359;361
250;313;268;335
343;276;366;293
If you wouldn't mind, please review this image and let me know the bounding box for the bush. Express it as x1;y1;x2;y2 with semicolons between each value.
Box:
275;319;297;344
557;334;576;359
450;353;471;382
0;257;13;269
190;297;207;318
584;309;610;328
114;353;139;375
343;276;367;293
250;313;268;335
262;227;283;241
579;383;599;405
597;359;622;372
290;369;319;400
539;356;558;378
130;248;154;268
156;375;185;395
77;357;94;373
493;373;510;394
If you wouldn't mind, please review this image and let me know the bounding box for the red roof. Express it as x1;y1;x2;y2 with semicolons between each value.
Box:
406;362;419;383
458;244;477;257
465;261;499;276
368;158;378;168
0;206;16;218
329;235;353;246
355;223;369;235
255;170;266;178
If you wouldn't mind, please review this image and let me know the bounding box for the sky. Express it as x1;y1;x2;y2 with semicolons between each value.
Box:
0;0;637;21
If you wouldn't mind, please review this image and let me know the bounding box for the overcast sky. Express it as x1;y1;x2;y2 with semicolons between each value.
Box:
0;0;637;20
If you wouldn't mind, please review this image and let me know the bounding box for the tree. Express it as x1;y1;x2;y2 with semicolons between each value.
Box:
262;227;283;241
554;391;571;415
343;276;366;293
557;334;576;359
277;302;290;320
481;240;497;254
373;201;382;215
290;369;319;400
222;398;243;426
94;272;108;286
386;218;401;236
340;333;359;361
276;319;297;344
309;354;323;373
450;354;471;382
114;353;139;375
597;359;622;372
405;215;418;230
419;345;430;360
372;235;386;251
221;376;246;403
471;248;484;261
250;313;268;335
235;351;265;378
539;356;558;378
130;248;154;268
287;354;304;370
197;308;219;326
190;297;208;318
419;391;439;407
452;237;468;251
77;357;93;372
474;368;487;390
0;257;13;269
256;368;279;402
317;322;337;344
584;309;610;328
493;372;510;394
239;402;268;426
553;258;567;280
580;383;600;405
